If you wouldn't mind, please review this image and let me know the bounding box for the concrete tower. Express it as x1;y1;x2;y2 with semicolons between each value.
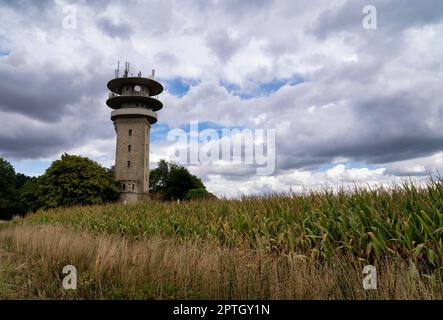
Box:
106;62;163;203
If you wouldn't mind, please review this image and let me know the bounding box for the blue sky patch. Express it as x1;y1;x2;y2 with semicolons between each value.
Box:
0;49;10;56
220;74;304;100
151;121;248;142
163;77;200;97
10;159;52;177
317;161;382;173
151;123;172;142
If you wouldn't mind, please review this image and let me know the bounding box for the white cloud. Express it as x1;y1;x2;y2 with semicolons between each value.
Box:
1;0;443;196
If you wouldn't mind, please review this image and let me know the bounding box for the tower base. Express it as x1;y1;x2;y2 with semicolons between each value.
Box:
119;192;149;204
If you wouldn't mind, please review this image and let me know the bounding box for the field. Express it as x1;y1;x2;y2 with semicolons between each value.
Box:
0;180;442;299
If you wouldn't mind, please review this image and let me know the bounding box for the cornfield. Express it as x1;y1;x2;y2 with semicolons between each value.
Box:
2;179;443;299
18;179;443;273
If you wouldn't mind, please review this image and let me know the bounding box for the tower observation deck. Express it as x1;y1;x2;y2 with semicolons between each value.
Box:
106;62;164;203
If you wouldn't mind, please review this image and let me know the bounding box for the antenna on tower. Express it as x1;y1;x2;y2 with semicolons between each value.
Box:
151;69;155;79
124;62;130;78
114;60;120;78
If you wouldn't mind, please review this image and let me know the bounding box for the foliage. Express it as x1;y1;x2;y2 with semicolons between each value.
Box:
0;158;18;220
0;155;120;219
1;156;213;218
150;160;209;201
2;224;441;299
185;188;216;200
17;178;40;214
35;153;119;209
21;179;443;277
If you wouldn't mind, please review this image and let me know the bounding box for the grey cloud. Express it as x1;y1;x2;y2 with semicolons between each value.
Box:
205;30;243;62
0;54;113;159
162;75;443;175
0;59;110;122
0;96;114;160
154;51;179;67
0;0;54;11
309;0;443;39
0;124;71;159
0;65;83;122
1;0;443;192
218;0;273;19
85;0;112;10
97;17;132;39
272;85;443;173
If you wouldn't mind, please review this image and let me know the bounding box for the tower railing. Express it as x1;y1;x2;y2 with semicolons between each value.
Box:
108;92;159;99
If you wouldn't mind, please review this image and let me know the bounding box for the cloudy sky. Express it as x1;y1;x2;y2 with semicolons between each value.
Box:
0;0;442;197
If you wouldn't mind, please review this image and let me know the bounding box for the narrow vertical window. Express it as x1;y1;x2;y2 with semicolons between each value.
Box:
123;183;126;190
127;161;131;168
132;184;135;191
128;145;132;152
128;129;132;136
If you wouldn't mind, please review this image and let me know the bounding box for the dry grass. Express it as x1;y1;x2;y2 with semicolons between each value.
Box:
20;180;443;274
0;224;441;299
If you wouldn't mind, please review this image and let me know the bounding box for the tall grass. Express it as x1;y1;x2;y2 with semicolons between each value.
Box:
1;225;441;299
19;180;443;272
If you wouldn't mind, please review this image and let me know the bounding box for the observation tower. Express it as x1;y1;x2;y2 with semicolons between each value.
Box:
106;62;164;202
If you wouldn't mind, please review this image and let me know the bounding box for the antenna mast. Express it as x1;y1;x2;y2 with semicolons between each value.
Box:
114;60;120;78
124;61;130;78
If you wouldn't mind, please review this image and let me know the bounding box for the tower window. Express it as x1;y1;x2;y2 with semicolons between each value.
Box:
128;129;132;136
127;161;131;168
132;184;135;190
123;183;126;190
128;145;132;152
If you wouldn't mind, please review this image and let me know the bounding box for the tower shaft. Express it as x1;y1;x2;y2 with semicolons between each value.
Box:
113;117;150;202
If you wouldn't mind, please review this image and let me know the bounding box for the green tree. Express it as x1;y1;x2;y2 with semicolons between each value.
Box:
15;173;32;189
185;188;216;201
149;160;213;201
0;158;18;220
36;153;119;209
149;159;169;194
17;177;39;214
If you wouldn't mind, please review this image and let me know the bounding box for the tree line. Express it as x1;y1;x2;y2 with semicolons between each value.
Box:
0;154;215;220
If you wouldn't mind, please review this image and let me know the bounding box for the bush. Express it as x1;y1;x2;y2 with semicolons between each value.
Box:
36;153;119;209
150;160;213;201
185;188;216;200
0;158;18;220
